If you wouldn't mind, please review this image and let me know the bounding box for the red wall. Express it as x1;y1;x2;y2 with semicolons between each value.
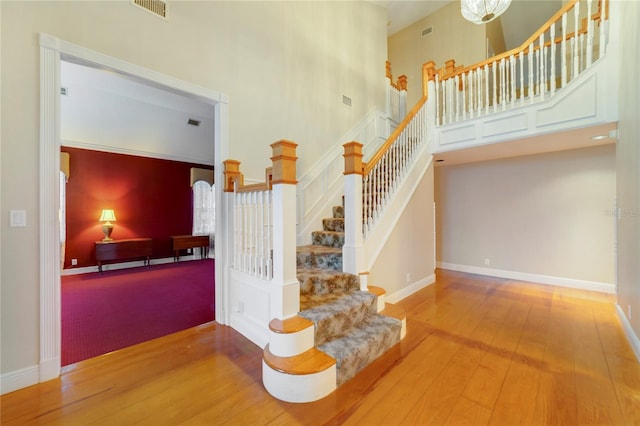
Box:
62;147;212;269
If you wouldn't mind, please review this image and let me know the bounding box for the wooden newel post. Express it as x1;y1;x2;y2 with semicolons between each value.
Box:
270;140;298;185
397;75;408;92
270;140;299;320
342;142;365;277
343;141;364;176
422;60;436;98
223;159;243;192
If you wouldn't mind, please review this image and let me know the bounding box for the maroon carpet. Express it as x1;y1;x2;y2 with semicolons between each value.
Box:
62;259;215;366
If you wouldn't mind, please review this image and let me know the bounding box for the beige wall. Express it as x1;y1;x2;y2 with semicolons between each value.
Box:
0;1;387;375
387;2;486;107
435;145;616;285
616;0;640;344
370;164;435;296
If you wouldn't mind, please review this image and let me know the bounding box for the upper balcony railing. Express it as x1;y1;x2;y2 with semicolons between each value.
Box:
434;0;609;126
386;61;408;123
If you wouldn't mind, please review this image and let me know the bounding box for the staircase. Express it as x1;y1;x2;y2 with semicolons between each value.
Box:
262;203;407;402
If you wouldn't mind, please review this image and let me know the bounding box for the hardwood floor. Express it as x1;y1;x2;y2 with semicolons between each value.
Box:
2;269;638;425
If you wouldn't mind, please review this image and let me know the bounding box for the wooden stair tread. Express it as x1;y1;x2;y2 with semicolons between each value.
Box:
269;315;314;334
380;303;406;321
263;345;336;375
368;285;386;297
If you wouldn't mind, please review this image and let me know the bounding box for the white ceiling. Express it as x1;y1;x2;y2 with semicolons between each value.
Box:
381;0;562;46
61;60;215;166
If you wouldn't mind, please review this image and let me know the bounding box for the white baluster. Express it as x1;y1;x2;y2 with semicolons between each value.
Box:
500;58;506;110
510;55;516;105
550;22;556;95
468;71;473;118
528;43;534;103
539;32;545;100
462;72;467;120
454;75;460;122
599;0;607;58
435;73;440;126
573;0;580;78
492;61;498;112
562;12;567;87
519;50;524;105
447;79;452;124
587;0;593;67
477;67;482;116
484;64;489;113
266;190;272;278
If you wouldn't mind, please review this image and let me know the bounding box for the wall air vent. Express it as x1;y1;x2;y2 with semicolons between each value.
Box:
132;0;168;19
421;27;433;37
187;118;201;127
342;95;352;108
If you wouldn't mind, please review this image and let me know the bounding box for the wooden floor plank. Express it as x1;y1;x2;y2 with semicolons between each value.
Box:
2;269;638;426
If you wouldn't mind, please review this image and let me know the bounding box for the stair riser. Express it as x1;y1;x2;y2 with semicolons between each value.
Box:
322;218;344;232
298;272;359;296
318;315;402;386
300;292;377;346
296;251;342;271
312;231;344;248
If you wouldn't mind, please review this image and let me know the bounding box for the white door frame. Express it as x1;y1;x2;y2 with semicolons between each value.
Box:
38;33;230;381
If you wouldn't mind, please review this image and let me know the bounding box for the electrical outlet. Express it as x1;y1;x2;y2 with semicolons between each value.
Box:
406;273;411;283
629;304;632;321
71;258;78;266
484;258;490;266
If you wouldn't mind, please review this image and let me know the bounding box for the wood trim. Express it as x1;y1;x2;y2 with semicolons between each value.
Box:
223;159;242;192
263;345;336;375
269;316;314;334
343;141;364;176
368;285;385;298
270;140;298;185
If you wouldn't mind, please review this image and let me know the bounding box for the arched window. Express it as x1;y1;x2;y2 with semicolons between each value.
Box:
192;180;215;254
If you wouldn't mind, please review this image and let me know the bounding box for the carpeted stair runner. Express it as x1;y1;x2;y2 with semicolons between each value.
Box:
294;203;402;387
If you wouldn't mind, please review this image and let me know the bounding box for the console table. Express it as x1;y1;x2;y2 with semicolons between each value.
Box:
171;235;210;262
95;238;153;273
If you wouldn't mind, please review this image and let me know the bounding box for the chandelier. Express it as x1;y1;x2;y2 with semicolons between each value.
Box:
461;0;512;24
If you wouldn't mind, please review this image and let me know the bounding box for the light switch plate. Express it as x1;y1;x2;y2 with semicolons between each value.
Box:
10;210;27;227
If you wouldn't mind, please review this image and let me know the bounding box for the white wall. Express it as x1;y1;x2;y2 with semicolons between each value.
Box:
435;145;616;290
387;2;486;108
370;163;436;301
0;0;387;379
615;0;640;355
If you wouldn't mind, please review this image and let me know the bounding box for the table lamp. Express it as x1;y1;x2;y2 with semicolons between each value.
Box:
99;209;117;241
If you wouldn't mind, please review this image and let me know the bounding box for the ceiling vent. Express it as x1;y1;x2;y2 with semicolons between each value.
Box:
187;118;201;127
132;0;168;19
421;27;433;37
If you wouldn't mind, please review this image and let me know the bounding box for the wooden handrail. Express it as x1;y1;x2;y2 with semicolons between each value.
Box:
363;95;427;176
386;60;408;91
438;0;606;81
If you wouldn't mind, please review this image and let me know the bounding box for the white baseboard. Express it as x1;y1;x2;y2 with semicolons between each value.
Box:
61;256;192;276
615;304;640;363
229;312;269;349
387;274;436;304
1;365;39;395
437;262;615;294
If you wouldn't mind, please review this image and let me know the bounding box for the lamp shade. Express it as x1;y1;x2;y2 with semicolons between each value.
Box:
99;209;117;222
461;0;512;24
